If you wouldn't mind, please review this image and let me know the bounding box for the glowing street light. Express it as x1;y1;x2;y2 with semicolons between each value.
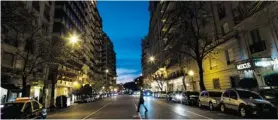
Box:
105;69;109;73
73;81;78;86
70;35;79;44
188;70;195;90
188;70;194;76
149;56;155;62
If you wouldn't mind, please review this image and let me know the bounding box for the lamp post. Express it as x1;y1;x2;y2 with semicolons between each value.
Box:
105;69;109;92
188;70;195;90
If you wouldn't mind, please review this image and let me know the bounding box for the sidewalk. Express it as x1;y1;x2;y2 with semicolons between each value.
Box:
47;103;79;113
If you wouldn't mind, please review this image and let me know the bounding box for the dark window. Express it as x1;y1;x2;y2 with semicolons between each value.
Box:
32;101;40;110
237;90;262;99
2;103;24;113
223;91;230;97
32;1;40;11
225;49;234;65
213;78;220;89
204;92;208;97
230;91;237;99
217;3;226;20
200;92;205;96
249;28;267;53
250;29;262;44
44;5;50;21
208;92;222;97
2;52;14;67
201;91;208;97
24;102;32;113
232;6;243;25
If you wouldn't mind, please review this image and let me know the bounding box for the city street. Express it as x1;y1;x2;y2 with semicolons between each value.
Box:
47;95;242;119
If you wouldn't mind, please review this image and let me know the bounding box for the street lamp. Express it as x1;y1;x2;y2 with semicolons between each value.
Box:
149;56;155;62
188;70;194;76
105;69;109;73
188;70;195;90
73;81;78;86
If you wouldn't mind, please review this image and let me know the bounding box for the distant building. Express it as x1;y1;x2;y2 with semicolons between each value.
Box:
101;33;117;90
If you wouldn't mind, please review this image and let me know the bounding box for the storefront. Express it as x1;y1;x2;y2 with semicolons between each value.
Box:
168;76;185;91
236;58;278;89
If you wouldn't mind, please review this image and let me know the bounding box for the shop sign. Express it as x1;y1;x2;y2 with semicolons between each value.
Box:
254;58;278;67
237;62;252;70
236;58;278;71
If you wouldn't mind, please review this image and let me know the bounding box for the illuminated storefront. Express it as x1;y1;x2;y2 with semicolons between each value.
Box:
236;58;278;89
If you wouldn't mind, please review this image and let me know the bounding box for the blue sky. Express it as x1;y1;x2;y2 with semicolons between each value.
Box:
97;1;150;83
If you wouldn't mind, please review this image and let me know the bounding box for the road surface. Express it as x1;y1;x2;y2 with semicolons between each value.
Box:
47;95;242;119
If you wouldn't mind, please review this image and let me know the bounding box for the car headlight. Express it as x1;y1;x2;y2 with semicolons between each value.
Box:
265;96;274;99
247;102;256;107
211;99;217;104
176;95;183;100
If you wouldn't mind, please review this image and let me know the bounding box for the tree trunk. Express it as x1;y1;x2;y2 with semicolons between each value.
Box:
50;77;56;110
182;75;187;91
197;60;206;91
42;64;49;107
21;76;30;97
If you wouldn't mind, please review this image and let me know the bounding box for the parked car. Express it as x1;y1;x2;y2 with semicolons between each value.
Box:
220;88;277;118
172;91;184;103
144;90;153;96
198;90;223;110
93;93;101;100
260;88;278;105
166;91;174;101
1;97;47;119
158;91;167;98
181;91;199;105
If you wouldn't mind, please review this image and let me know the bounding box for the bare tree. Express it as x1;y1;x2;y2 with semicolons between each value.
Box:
162;1;228;91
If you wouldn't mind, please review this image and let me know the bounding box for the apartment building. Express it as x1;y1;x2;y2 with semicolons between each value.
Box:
101;33;117;90
49;1;105;106
143;1;278;92
1;1;55;104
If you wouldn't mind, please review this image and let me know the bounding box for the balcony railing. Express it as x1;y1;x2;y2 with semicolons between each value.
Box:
57;80;73;87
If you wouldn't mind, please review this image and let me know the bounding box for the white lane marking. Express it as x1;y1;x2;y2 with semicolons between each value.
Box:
132;96;142;120
82;102;112;119
155;99;213;120
47;103;87;117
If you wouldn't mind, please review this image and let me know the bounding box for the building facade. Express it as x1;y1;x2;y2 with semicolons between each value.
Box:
1;1;55;104
101;33;117;91
143;1;278;92
1;1;115;108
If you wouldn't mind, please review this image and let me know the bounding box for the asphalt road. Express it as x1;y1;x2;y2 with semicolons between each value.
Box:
47;95;242;119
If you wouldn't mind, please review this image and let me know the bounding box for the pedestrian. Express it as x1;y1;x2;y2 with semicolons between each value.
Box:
137;90;148;112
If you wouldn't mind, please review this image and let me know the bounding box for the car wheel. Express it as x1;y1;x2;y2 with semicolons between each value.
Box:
198;101;202;108
209;102;214;111
186;99;190;105
220;103;225;112
239;106;247;118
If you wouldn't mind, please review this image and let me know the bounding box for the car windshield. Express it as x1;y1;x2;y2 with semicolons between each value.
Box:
209;92;222;97
2;103;24;113
238;90;262;99
188;92;199;96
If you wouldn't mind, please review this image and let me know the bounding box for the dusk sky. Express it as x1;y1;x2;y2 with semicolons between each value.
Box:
97;1;150;83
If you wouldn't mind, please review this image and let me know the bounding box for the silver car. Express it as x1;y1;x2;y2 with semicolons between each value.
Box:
220;88;277;118
198;90;223;110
